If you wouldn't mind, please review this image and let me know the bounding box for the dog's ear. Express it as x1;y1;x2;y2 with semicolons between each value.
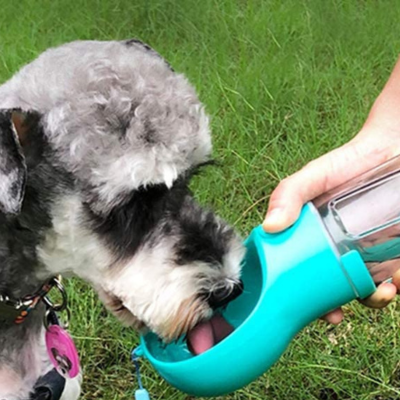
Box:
0;110;30;215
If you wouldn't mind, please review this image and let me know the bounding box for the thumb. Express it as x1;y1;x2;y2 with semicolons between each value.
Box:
263;143;372;233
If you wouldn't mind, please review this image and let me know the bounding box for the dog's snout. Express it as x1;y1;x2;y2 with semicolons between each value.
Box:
207;280;244;309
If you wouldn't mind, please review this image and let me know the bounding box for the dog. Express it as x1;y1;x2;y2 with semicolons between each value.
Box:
0;39;245;399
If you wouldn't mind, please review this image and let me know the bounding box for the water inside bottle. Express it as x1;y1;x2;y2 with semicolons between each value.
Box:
145;334;194;362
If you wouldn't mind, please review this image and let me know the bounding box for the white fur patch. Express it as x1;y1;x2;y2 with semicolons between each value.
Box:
0;368;23;398
0;170;21;213
0;328;52;400
37;195;112;283
61;373;82;400
222;230;246;279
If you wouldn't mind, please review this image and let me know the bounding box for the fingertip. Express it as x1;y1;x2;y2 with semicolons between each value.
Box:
361;282;396;308
262;207;300;233
322;308;343;325
262;208;287;233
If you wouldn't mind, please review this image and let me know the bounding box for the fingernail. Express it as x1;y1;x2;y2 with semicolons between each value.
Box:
263;208;285;231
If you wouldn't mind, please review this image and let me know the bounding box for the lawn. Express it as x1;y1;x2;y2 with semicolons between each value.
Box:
1;0;400;399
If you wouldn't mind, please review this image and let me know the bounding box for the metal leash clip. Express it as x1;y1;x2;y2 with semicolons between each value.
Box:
42;276;70;330
42;276;68;313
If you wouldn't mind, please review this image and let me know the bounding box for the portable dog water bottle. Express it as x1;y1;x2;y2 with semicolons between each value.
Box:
138;155;400;397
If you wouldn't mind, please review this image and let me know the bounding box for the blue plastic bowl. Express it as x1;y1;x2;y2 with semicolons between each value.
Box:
138;203;376;397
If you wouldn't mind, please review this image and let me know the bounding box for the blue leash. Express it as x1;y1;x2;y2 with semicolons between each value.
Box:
132;347;151;400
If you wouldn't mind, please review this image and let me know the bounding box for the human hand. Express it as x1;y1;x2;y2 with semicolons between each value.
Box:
263;57;400;323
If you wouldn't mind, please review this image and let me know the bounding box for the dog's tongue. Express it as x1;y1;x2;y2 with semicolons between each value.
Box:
187;314;234;355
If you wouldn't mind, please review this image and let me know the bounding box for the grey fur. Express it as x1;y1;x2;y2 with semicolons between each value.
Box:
0;40;211;213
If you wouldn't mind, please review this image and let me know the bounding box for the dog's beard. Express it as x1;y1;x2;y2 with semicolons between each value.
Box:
96;229;244;347
99;284;235;353
98;246;216;341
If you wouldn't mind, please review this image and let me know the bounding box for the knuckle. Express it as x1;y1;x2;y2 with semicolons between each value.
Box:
269;177;292;203
275;176;292;192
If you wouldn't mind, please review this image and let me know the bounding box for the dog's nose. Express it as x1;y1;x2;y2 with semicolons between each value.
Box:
207;280;244;309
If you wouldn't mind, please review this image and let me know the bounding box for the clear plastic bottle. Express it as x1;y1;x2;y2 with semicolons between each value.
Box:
314;155;400;284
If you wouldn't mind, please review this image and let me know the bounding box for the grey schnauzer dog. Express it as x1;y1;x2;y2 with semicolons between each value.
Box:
0;40;244;399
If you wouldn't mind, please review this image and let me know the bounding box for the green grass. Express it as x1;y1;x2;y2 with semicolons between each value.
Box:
2;0;400;398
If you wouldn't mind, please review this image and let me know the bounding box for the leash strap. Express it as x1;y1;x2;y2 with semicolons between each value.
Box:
132;347;151;400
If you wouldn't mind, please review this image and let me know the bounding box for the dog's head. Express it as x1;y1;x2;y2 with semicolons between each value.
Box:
0;40;244;341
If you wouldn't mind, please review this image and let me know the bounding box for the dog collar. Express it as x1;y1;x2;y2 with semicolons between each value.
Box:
0;276;65;324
